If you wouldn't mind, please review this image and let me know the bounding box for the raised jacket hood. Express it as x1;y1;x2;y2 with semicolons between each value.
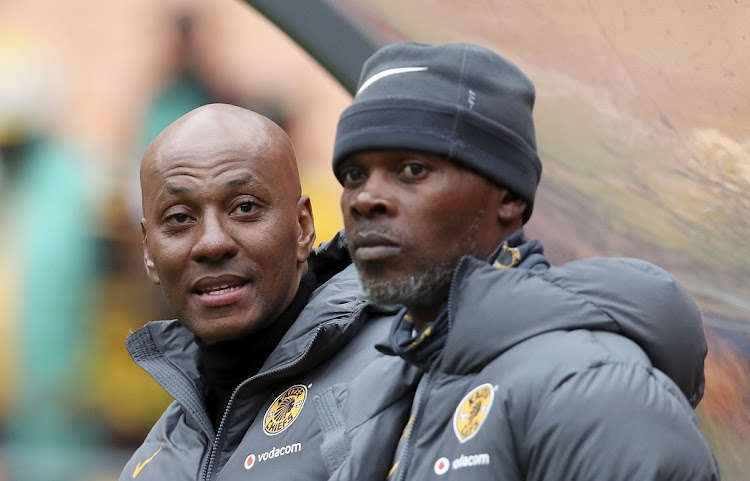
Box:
442;255;707;407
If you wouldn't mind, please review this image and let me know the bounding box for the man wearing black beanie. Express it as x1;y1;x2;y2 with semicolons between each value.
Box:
319;42;719;481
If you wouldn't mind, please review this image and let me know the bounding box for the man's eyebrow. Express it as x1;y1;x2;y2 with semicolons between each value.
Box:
162;177;260;196
223;177;260;189
166;186;190;196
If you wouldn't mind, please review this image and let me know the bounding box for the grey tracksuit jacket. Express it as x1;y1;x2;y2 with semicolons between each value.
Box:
119;256;417;481
319;236;720;481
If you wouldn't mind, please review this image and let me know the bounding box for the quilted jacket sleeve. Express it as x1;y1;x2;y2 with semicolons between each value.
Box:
521;361;720;481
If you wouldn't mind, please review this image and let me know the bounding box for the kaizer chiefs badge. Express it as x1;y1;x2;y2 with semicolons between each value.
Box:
453;383;494;443
263;384;307;436
493;244;521;269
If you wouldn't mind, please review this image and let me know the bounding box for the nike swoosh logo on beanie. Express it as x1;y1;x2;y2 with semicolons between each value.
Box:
357;67;428;95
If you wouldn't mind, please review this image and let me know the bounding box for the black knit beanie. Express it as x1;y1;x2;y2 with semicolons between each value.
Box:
332;41;542;223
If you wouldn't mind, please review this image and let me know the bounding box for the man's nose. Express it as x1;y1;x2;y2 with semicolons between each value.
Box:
191;212;238;263
347;174;397;219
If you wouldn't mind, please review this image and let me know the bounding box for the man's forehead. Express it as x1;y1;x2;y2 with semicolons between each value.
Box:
142;136;282;188
141;149;269;205
158;175;263;195
141;107;300;201
155;135;266;164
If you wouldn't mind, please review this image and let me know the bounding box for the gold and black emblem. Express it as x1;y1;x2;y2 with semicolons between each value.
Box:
263;384;307;436
493;244;521;269
453;383;494;443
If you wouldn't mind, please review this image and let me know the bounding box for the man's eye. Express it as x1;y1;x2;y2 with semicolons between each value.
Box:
168;213;190;224
341;169;363;184
402;163;425;177
232;202;255;215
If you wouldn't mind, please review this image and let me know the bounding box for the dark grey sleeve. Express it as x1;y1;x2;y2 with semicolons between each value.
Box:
521;362;720;481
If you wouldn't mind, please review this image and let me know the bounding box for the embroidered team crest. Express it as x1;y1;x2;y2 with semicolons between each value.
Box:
493;244;521;269
453;383;494;443
263;384;307;436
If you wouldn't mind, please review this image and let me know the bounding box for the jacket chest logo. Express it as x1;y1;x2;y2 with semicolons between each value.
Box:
453;383;495;443
263;384;307;436
132;443;164;478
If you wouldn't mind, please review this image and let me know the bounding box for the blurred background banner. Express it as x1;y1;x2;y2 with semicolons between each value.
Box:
0;1;747;480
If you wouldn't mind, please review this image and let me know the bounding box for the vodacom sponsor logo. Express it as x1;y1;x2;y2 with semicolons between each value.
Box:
434;453;491;475
244;443;302;470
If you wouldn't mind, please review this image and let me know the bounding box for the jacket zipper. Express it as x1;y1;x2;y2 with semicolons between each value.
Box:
199;328;322;481
393;370;433;481
392;258;466;481
201;302;368;481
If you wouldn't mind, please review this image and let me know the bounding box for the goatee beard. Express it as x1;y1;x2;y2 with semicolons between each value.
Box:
348;205;486;310
357;261;455;309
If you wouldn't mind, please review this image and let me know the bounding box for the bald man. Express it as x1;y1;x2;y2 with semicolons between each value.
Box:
120;104;415;481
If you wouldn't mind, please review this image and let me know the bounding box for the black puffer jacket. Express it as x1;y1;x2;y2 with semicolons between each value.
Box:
319;233;719;481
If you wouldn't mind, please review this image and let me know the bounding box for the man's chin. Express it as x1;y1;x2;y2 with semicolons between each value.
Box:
352;257;387;275
359;268;452;308
360;285;404;307
182;317;264;345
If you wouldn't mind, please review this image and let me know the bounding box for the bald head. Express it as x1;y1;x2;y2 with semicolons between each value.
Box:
141;103;301;214
138;103;316;343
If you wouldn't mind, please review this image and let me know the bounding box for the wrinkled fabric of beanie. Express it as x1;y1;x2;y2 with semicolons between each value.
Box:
333;41;542;222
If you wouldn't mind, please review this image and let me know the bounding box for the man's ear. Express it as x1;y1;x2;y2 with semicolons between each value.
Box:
296;195;316;263
141;219;160;285
497;190;527;225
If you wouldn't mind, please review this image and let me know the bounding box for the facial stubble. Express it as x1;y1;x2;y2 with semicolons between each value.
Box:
353;209;485;310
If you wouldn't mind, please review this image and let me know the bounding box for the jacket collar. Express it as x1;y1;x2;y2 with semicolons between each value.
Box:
126;264;374;429
380;230;548;371
380;231;706;407
439;256;706;407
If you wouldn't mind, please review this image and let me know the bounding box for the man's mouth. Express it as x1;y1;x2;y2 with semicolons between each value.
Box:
199;283;245;296
350;231;401;262
193;275;250;307
354;245;401;261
